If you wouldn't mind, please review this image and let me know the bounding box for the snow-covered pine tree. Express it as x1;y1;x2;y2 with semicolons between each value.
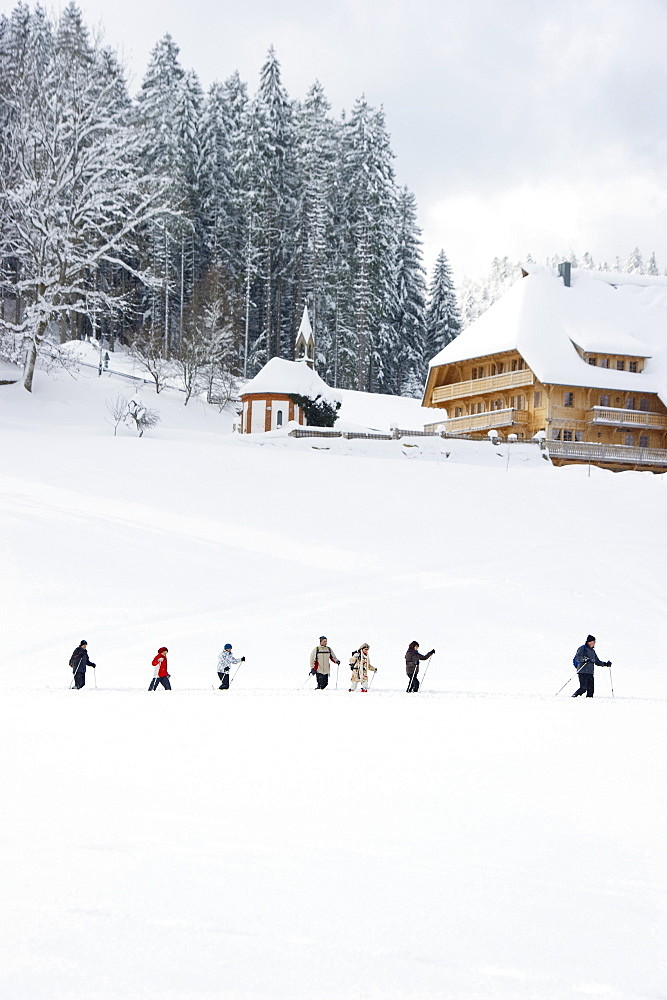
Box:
387;187;427;396
293;81;338;383
425;249;460;364
245;47;298;367
135;35;205;352
338;97;396;391
624;247;644;275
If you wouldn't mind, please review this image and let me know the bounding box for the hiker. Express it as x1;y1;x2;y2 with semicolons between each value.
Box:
217;643;245;689
69;640;96;689
405;640;435;693
572;635;611;698
349;643;376;692
149;647;171;691
309;636;340;690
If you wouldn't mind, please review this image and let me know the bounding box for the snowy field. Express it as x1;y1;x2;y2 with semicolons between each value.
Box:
1;360;666;999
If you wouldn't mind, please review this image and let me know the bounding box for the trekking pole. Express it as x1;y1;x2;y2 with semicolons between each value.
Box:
419;653;435;691
555;674;576;696
231;659;245;684
93;666;97;689
609;666;615;698
368;668;377;690
335;659;340;690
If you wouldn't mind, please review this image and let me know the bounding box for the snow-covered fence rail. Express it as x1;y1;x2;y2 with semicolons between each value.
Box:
76;360;187;393
288;428;393;441
288;426;484;442
288;428;342;438
547;439;667;468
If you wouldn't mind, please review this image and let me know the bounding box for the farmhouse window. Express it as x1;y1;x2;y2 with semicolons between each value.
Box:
600;395;610;407
563;430;573;441
629;361;638;373
640;435;649;448
625;434;634;446
639;398;649;411
552;429;561;440
534;392;541;407
588;357;596;365
564;392;574;407
599;359;609;368
575;431;584;442
625;397;635;410
617;360;625;371
454;407;463;417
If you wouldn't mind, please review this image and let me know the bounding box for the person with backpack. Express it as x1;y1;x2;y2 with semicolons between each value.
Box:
572;635;611;698
349;643;376;692
69;640;96;689
405;640;435;692
217;643;245;689
149;647;171;691
309;636;340;690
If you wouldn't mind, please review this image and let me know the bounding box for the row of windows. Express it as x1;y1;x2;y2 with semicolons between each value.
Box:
587;357;639;372
553;429;650;447
564;393;650;410
470;359;527;379
454;392;541;417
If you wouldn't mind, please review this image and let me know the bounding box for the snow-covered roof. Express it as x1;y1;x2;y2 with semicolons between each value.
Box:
239;357;342;404
429;266;667;404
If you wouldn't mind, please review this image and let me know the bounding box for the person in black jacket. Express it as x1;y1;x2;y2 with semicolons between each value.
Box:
405;640;435;692
572;635;611;698
70;640;96;689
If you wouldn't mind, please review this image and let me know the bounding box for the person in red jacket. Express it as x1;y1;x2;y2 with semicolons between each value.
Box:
149;647;171;690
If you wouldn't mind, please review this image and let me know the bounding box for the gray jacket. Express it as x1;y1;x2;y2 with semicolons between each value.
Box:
576;644;607;675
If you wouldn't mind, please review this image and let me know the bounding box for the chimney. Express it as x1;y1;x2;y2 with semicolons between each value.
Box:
558;262;571;287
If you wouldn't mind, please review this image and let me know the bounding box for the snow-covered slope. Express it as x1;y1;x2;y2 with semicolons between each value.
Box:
0;362;665;1000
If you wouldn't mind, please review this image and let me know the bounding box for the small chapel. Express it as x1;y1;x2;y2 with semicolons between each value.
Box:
238;307;340;433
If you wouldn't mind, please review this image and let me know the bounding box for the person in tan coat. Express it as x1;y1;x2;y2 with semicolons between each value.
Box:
309;636;340;690
349;643;376;692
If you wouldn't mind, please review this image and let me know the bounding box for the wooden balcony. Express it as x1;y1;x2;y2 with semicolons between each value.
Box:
590;406;667;430
547;440;667;469
429;407;530;434
431;368;534;403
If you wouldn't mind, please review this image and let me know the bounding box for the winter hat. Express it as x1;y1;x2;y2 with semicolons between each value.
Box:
586;635;596;643
319;635;327;642
80;640;87;646
360;642;370;650
158;646;168;654
224;643;232;650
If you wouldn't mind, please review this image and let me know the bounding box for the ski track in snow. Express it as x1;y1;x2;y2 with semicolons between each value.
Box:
0;474;366;572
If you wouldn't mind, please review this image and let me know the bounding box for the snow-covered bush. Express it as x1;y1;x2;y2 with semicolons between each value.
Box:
126;399;160;437
288;393;341;427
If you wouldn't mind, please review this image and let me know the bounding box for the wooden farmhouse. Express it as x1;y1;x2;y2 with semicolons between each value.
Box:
239;356;341;434
422;264;667;472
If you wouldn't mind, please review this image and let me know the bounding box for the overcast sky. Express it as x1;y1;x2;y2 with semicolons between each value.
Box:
5;0;667;280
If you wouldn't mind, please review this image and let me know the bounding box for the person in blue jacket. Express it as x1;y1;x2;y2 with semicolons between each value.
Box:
572;635;611;698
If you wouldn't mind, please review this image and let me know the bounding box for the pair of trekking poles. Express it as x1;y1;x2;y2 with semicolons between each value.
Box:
69;666;97;689
555;664;615;697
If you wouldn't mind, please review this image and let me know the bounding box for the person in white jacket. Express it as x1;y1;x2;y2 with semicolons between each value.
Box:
217;643;244;690
349;643;376;692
